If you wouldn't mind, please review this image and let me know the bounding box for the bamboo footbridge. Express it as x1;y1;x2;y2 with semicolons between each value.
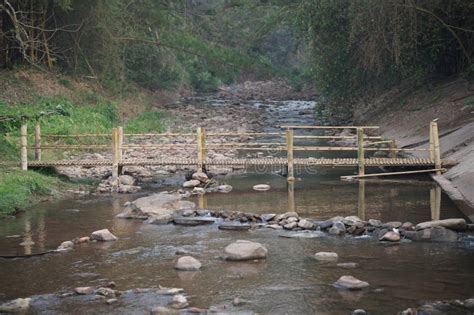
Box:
17;121;446;181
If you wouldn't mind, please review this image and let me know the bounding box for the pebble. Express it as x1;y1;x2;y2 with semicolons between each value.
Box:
253;184;270;191
170;294;189;309
106;298;118;305
74;287;94;295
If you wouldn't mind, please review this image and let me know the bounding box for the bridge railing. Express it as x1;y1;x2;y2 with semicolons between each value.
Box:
18;121;442;180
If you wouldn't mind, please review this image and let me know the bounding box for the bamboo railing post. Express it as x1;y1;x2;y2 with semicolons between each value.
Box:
20;123;28;170
197;127;206;172
117;126;124;175
357;180;366;220
429;122;435;160
34;121;41;161
357;128;365;176
111;128;120;179
286;128;295;182
431;121;441;174
389;139;397;159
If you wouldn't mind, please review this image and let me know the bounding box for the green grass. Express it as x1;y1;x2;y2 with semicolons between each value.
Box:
0;94;166;214
0;167;72;216
124;111;164;133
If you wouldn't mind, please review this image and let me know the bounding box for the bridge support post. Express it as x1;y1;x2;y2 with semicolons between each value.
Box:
286;129;295;182
111;127;121;179
357;128;365;176
20;123;28;171
197;127;206;172
389;139;397;159
430;121;441;175
34;121;41;161
118;126;124;175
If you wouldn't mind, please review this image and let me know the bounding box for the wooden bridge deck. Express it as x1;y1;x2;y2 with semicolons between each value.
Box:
27;157;436;168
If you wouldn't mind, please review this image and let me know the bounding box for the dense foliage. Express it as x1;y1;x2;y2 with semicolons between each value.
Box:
292;0;474;105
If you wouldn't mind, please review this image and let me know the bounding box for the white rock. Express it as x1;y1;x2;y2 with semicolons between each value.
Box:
315;252;338;261
379;231;400;242
253;184;270;191
334;275;369;290
224;240;268;261
183;180;201;188
170;294;189;309
298;219;315;229
119;175;135;186
0;298;31;313
192;172;208;182
175;256;202;271
90;229;118;242
218;184;233;193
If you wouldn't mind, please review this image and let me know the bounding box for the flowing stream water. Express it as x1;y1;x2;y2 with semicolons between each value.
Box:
0;98;473;314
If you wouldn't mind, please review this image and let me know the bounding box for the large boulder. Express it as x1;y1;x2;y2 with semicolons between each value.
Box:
90;229;118;242
175;256;202;271
224;240;268;261
334;275;369;290
409;226;459;242
116;192;195;219
416;218;467;232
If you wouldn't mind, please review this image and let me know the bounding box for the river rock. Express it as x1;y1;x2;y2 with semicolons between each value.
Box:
224;240;267;261
183;180;201;188
352;309;367;315
0;298;31;313
192;172;208;182
298;219;315;229
74;287;94;295
416;218;467;232
170;294;188;309
96;287;116;298
329;221;346;235
334;275;369;290
117;193;195;219
75;236;90;244
261;213;276;222
314;252;338;261
119;175;135;186
253;184;270;191
283;222;298;230
218;223;252;231
283;212;299;219
465;298;474;309
401;222;415;230
368;219;382;227
410;226;458;242
383;221;402;229
90;229;118;242
218;184;233;193
175;256;202;271
173;217;215;226
344;216;363;226
192;187;206;194
145;214;175;225
379;230;400;242
57;240;74;251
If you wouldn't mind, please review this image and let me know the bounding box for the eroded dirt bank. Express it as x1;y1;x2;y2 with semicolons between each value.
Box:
353;79;474;219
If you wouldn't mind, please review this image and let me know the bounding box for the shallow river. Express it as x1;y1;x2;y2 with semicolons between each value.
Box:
0;99;473;314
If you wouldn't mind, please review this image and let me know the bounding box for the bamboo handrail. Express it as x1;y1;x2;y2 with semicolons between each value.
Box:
124;133;195;137
280;125;380;129
42;134;110;138
206;132;283;136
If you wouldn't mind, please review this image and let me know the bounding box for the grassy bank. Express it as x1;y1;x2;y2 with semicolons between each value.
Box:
0;71;167;216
